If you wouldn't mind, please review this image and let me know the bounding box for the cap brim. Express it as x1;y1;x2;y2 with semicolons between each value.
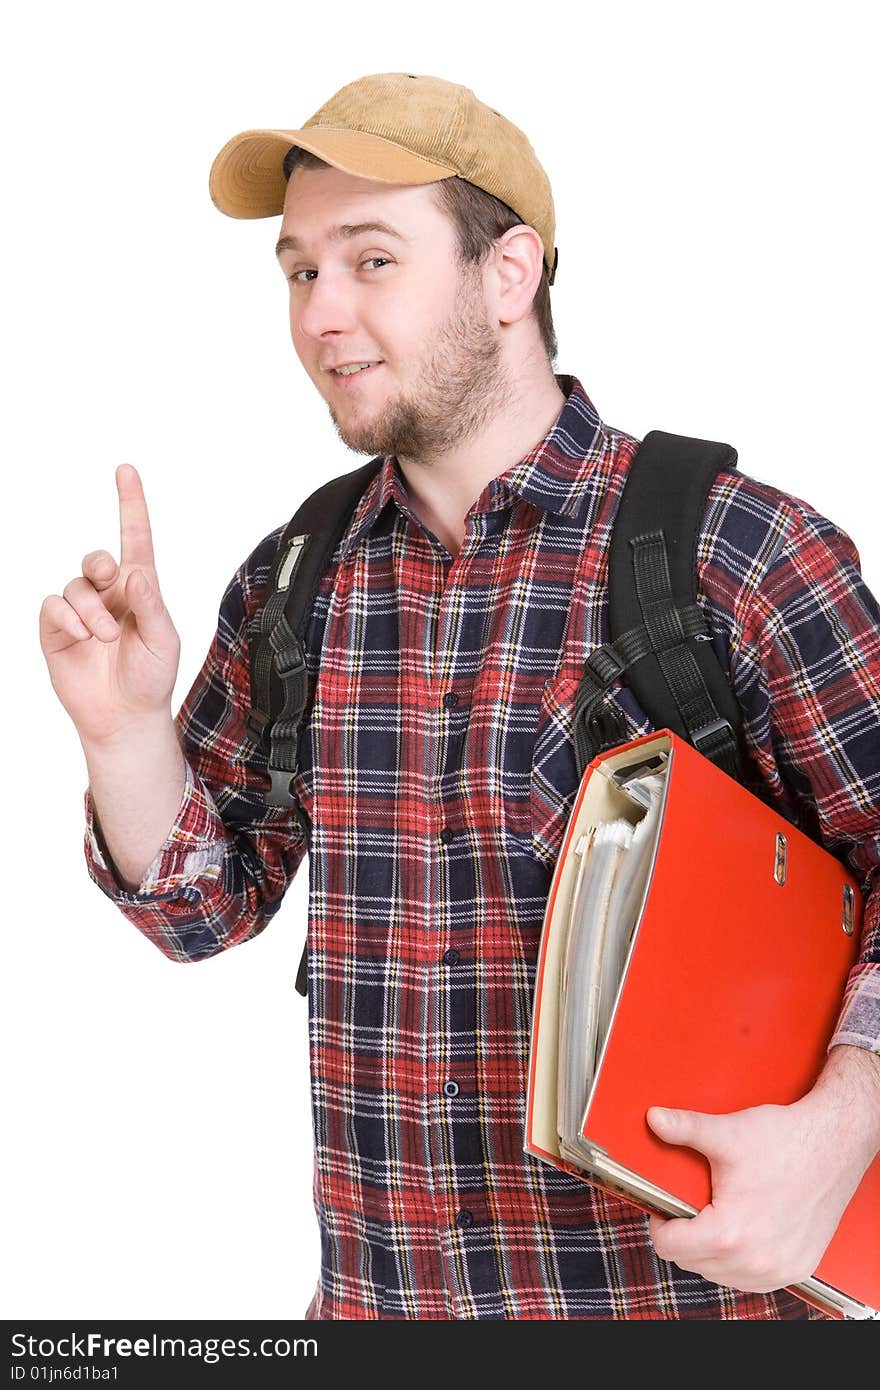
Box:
209;126;459;219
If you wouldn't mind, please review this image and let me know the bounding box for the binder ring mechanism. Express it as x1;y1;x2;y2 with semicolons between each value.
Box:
774;837;857;938
842;884;855;936
774;833;787;886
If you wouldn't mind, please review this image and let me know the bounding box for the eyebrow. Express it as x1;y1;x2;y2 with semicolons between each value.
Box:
275;220;413;259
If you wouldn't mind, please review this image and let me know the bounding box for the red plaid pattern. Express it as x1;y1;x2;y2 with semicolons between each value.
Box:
84;376;879;1318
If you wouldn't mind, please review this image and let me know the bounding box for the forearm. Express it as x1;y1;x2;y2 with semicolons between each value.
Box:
805;1041;880;1174
82;713;309;964
80;537;310;963
81;712;187;892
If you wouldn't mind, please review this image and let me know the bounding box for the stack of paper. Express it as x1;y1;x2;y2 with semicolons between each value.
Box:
558;763;666;1167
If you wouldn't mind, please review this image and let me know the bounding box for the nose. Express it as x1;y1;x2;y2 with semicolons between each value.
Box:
295;267;360;342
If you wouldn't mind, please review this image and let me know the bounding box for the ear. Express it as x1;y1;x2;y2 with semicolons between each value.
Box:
490;224;545;326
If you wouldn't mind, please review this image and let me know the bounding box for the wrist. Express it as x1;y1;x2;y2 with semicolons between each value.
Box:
80;708;175;749
79;710;180;766
802;1043;880;1171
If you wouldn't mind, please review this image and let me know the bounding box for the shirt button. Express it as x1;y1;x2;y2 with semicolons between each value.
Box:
442;691;460;708
439;827;456;845
456;1209;474;1229
443;948;460;966
443;1080;460;1098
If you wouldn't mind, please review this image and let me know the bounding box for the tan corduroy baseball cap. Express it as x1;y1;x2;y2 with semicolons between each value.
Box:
208;72;558;285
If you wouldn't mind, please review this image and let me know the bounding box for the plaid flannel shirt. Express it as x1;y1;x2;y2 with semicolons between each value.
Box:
84;375;880;1319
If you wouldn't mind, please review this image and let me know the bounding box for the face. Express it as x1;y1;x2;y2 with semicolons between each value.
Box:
276;164;516;463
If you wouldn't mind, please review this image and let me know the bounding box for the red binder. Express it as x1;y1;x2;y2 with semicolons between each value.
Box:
525;728;880;1319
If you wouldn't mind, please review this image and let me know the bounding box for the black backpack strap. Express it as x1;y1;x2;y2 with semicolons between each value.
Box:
246;454;385;800
573;430;744;782
245;453;384;997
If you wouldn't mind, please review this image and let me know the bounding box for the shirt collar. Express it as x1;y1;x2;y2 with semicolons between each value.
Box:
337;374;610;563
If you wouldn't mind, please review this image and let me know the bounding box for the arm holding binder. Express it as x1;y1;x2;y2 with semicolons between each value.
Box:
525;729;880;1318
652;503;880;1297
646;1041;880;1294
525;487;880;1315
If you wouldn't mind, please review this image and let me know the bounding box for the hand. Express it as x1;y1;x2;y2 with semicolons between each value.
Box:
644;1075;872;1293
39;463;181;745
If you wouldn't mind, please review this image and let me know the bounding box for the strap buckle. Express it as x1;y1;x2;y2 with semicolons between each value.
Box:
266;766;300;808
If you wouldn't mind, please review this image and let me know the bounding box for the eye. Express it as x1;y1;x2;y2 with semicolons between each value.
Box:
287;257;392;284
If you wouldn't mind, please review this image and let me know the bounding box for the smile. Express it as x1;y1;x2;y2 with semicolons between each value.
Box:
330;363;383;386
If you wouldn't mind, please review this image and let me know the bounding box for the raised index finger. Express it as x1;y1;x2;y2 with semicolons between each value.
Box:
116;463;156;570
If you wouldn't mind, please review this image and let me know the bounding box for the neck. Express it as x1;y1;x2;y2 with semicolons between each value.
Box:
396;366;568;558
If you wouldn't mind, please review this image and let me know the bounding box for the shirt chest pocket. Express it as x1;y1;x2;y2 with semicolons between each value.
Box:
528;671;651;868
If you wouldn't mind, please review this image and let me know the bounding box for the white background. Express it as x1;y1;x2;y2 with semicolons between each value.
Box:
4;0;878;1319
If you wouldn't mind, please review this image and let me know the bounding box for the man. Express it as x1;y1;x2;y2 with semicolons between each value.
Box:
41;72;879;1319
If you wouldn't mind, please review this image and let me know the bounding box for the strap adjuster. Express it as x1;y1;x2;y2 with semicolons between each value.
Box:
274;646;307;682
585;643;627;687
586;700;628;752
692;717;733;753
246;708;270;746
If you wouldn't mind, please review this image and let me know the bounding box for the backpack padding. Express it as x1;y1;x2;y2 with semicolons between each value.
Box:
277;454;386;642
608;429;743;761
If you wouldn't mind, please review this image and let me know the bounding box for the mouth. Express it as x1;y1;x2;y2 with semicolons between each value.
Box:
328;362;384;387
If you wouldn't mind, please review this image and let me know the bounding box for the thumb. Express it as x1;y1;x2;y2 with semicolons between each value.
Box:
647;1105;723;1157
